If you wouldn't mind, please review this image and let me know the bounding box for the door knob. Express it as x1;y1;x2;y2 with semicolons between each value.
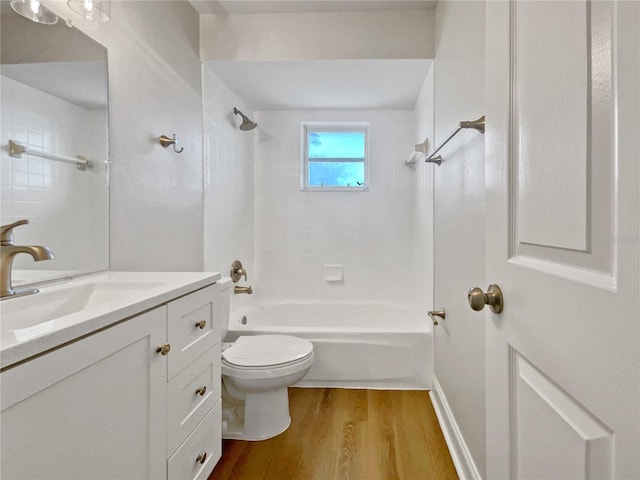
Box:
427;308;446;326
468;284;504;314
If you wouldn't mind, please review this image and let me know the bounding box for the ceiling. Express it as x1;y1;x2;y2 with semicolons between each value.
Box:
206;59;431;110
188;0;436;15
192;1;434;110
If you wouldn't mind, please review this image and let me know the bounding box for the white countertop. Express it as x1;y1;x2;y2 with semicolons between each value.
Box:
0;271;221;369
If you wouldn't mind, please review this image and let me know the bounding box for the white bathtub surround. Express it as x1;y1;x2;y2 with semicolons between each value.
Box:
202;65;254;294
226;301;432;389
254;109;416;303
411;61;435;317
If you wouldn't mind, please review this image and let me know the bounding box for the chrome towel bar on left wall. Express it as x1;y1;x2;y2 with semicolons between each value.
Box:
8;140;92;170
426;115;485;165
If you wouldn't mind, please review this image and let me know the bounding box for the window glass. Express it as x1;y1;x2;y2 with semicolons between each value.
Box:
303;125;368;190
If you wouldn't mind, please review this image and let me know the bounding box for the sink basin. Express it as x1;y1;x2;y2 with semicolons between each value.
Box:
2;282;163;342
0;271;221;368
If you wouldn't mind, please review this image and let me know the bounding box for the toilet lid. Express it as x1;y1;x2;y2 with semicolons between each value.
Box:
222;335;313;367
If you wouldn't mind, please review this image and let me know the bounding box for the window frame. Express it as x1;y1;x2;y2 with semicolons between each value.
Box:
301;122;369;192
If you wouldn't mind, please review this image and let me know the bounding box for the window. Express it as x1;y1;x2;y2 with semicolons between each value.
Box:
302;123;368;191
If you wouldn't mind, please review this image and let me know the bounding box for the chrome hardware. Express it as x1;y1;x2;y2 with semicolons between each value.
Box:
156;344;171;355
425;115;485;164
468;284;504;314
196;452;207;464
195;386;207;396
159;134;184;153
234;285;253;295
195;320;206;330
1;219;55;299
460;116;486;134
230;260;247;282
427;308;446;326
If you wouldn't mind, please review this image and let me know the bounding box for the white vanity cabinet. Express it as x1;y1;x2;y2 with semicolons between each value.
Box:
0;281;222;480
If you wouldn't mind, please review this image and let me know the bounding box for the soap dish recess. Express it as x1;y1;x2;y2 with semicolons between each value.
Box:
323;264;343;282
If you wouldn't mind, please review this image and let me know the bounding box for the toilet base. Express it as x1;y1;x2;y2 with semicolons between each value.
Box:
222;385;291;441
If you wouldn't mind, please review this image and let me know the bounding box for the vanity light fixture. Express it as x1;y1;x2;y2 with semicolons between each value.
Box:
67;0;110;23
10;0;59;25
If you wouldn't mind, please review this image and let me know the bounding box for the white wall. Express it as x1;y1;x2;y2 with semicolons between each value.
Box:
252;109;416;304
202;65;255;296
42;0;204;272
200;10;434;61
432;0;486;477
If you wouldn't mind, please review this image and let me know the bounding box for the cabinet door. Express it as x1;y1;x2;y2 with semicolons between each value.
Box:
1;308;167;480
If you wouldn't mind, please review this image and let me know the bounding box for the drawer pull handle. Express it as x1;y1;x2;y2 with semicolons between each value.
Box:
195;386;207;396
196;452;207;464
156;344;171;356
195;320;207;330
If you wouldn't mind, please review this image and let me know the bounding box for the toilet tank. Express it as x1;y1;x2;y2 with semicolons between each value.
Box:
217;277;233;341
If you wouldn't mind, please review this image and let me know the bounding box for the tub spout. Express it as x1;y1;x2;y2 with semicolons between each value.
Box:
234;285;253;295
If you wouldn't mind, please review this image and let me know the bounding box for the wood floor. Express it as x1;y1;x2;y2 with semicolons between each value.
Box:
209;388;458;480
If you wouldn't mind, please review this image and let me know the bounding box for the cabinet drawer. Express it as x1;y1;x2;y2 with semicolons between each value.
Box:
168;284;220;379
168;347;221;454
168;401;222;480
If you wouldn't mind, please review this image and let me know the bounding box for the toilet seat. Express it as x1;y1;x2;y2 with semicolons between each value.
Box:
222;335;313;368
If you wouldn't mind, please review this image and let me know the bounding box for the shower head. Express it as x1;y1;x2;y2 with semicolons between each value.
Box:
233;108;257;131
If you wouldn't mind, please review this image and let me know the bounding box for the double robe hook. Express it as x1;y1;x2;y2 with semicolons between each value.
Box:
159;134;184;153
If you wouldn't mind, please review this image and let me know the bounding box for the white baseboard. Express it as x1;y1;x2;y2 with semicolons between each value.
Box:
429;375;482;480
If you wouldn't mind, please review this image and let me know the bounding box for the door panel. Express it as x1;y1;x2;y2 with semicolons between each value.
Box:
515;1;589;252
512;350;613;479
512;0;615;280
485;1;639;478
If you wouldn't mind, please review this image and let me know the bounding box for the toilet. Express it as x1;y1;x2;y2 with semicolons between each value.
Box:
218;279;314;441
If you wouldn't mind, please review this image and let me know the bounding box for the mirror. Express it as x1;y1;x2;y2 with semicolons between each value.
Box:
1;5;109;286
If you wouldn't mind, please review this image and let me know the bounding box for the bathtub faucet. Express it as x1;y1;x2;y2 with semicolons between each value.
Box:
234;285;253;295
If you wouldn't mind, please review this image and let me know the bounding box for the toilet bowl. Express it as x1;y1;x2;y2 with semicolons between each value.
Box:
218;279;314;441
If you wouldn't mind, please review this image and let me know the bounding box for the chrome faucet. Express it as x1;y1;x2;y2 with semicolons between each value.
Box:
1;219;55;299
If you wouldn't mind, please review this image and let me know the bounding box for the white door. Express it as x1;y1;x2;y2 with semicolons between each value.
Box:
484;1;639;479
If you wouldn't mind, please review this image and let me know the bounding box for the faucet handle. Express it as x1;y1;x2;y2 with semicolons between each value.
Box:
230;260;248;282
1;219;29;245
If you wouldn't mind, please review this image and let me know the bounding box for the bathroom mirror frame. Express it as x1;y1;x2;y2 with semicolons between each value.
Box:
1;4;110;287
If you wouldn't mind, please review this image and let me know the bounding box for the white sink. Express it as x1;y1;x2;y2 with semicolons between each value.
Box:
2;282;163;341
0;271;221;368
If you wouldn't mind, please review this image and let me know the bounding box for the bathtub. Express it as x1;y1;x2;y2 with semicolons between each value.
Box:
226;302;433;389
